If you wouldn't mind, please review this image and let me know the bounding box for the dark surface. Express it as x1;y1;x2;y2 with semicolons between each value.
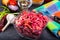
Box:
0;0;59;40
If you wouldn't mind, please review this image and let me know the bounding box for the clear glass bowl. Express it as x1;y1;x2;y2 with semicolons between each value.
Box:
18;0;32;8
14;10;48;40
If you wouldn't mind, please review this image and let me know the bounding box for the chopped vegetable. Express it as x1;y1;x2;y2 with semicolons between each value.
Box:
0;6;10;20
8;5;19;11
9;0;17;6
14;10;48;39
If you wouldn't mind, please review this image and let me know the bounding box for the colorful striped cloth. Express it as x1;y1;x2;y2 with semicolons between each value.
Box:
33;1;60;17
47;20;60;38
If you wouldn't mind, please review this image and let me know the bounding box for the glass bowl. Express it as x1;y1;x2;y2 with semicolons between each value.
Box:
14;10;48;40
32;0;44;5
18;0;32;8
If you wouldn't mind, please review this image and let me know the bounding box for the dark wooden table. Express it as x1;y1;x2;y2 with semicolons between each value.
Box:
0;0;59;40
